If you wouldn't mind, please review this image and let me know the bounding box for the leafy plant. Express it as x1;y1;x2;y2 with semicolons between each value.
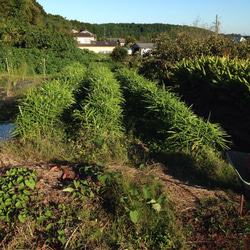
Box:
0;167;38;225
110;46;128;62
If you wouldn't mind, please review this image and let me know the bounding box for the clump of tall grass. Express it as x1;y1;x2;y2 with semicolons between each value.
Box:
13;77;77;160
73;66;126;162
54;62;88;88
116;68;229;153
172;56;250;107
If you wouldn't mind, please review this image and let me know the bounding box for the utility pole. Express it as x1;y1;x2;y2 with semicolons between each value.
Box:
214;14;220;37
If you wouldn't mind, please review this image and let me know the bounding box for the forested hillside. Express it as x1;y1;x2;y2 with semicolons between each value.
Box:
0;0;76;49
70;21;212;41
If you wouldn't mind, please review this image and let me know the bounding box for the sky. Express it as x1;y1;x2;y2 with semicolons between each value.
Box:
38;0;250;35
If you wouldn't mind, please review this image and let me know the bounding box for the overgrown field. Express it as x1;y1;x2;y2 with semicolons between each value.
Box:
1;1;249;247
1;59;249;249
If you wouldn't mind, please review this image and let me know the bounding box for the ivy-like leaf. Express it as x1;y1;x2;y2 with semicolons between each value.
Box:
152;203;162;212
129;210;139;223
25;178;35;190
18;214;26;223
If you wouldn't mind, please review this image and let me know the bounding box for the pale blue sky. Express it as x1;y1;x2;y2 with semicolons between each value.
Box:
38;0;250;35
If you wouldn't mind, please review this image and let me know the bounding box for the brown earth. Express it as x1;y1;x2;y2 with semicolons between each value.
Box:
0;153;250;249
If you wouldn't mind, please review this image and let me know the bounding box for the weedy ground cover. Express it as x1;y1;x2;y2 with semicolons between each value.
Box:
0;164;185;249
182;197;250;249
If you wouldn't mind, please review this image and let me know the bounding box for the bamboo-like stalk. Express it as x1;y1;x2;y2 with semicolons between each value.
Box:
116;67;229;152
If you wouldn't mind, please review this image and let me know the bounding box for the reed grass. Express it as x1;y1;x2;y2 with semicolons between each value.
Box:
73;66;127;162
13;78;76;161
115;67;229;152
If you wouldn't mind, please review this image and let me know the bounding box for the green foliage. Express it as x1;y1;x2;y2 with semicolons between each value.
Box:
16;26;77;52
63;163;184;249
116;67;229;152
0;44;96;75
91;23;212;42
171;56;250;150
172;56;250;107
73;66;126;161
125;35;137;47
110;46;128;62
15;77;77;142
0;167;38;225
139;33;250;83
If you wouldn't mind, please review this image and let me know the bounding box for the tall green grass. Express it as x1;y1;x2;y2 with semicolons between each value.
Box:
13;64;88;160
116;67;229;152
73;66;126;162
172;56;250;107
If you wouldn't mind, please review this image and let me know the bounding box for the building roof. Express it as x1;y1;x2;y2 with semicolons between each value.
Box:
117;38;126;43
75;30;96;38
133;43;156;49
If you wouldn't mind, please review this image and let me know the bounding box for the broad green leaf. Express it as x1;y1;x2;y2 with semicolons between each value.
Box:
97;162;104;167
45;210;53;217
97;174;110;185
37;216;46;222
58;236;67;245
15;201;23;209
63;187;74;192
72;192;79;199
129;188;139;196
58;220;65;224
143;187;152;201
147;199;156;204
152;203;162;212
17;176;24;183
74;180;80;188
18;214;26;223
57;229;65;235
25;178;35;190
5;199;12;207
18;182;25;190
129;210;139;223
23;190;31;195
46;223;53;230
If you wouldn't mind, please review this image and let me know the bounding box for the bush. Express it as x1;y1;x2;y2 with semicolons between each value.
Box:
111;46;128;62
139;33;250;83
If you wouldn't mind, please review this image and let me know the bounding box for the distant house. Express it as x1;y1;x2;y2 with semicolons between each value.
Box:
78;41;117;54
117;38;126;46
71;29;117;53
231;36;247;42
76;30;97;44
132;43;156;56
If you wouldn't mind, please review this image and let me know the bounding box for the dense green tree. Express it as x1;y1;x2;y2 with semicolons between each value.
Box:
110;46;128;62
125;36;136;47
138;33;249;83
